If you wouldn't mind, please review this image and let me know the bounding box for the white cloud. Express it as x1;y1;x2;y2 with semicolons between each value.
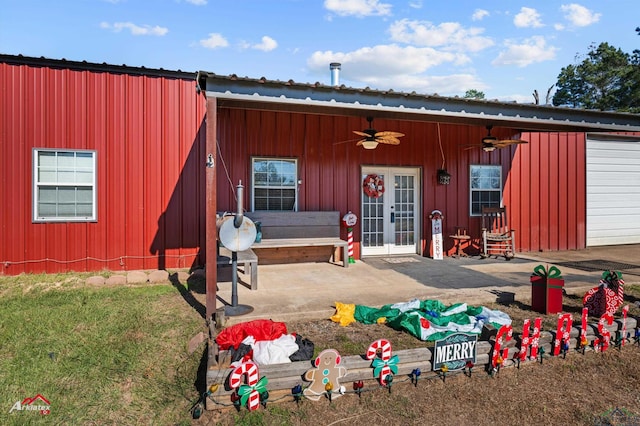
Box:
388;19;494;53
100;22;168;36
307;44;483;94
472;9;489;21
554;23;565;31
514;7;543;28
560;4;601;27
492;36;557;67
200;33;229;49
252;36;278;52
323;0;392;17
408;1;422;9
185;0;207;4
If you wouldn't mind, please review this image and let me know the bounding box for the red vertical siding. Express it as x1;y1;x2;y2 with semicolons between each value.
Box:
215;111;591;257
506;132;587;252
0;60;206;275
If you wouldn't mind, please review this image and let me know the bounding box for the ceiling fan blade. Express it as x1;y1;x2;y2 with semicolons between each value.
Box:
375;131;405;138
333;137;364;146
353;130;370;137
377;136;401;145
492;139;528;148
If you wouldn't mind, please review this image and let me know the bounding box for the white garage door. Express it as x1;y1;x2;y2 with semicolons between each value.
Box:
586;135;640;246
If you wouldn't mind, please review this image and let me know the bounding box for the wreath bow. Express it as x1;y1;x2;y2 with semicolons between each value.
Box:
238;376;268;406
371;355;399;377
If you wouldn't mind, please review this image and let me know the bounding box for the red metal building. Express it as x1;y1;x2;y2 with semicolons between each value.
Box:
1;55;207;275
2;54;640;278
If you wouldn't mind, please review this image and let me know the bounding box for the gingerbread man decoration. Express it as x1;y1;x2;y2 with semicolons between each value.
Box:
303;349;347;401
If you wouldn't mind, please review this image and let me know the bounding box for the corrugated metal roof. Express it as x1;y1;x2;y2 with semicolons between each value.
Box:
196;71;640;133
4;54;639;133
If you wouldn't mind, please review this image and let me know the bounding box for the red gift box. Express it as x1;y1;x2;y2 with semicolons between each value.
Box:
530;265;564;314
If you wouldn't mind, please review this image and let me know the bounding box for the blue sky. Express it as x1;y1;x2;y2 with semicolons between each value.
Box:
1;0;638;102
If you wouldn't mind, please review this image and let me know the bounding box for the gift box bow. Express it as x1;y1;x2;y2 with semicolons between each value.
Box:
532;264;562;279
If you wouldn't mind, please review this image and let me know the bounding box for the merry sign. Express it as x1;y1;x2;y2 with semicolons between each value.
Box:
432;333;477;371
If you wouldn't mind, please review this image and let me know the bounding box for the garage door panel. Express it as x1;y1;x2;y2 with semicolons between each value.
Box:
588;207;640;223
586;136;640;246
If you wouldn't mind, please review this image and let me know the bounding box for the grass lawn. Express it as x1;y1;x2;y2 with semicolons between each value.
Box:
0;273;207;425
2;273;639;425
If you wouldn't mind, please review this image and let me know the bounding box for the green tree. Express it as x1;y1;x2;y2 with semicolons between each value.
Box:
552;42;640;112
463;89;485;99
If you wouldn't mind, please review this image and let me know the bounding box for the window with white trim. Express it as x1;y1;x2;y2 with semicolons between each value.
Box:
251;157;297;211
33;149;97;222
469;165;502;216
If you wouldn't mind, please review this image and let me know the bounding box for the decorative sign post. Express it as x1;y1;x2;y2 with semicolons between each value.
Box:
429;209;444;260
342;211;358;264
432;333;477;372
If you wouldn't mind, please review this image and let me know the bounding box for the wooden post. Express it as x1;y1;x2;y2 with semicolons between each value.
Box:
205;96;218;323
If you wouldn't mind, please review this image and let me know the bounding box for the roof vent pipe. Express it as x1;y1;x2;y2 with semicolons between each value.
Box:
330;62;341;86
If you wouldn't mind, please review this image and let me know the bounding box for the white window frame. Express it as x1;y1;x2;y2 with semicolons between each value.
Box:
469;164;502;216
32;149;97;222
251;157;298;211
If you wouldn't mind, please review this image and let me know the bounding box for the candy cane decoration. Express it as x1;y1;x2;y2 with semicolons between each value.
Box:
342;212;357;264
553;313;573;356
492;324;513;368
621;305;629;347
580;307;588;350
366;339;397;386
229;361;261;411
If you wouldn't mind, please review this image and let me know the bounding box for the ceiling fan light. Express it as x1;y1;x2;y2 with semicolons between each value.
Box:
361;140;379;149
483;145;496;152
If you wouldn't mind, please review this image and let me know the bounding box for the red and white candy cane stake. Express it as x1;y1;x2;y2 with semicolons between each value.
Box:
366;339;392;385
229;361;260;411
342;212;357;264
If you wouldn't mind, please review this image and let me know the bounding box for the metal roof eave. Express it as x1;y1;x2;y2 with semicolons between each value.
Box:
198;72;640;133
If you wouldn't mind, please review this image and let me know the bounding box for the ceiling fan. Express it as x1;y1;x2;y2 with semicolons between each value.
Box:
471;125;528;152
351;116;404;149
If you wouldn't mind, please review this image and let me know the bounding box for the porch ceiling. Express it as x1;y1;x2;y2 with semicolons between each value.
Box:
197;71;640;133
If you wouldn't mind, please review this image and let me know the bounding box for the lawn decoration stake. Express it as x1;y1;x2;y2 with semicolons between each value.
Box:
228;360;267;411
366;339;399;386
621;305;629;347
518;317;542;362
303;349;347;401
553;313;573;356
342;212;358;264
491;325;513;372
583;270;625;317
594;313;614;352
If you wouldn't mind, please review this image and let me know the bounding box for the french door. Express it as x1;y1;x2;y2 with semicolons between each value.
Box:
361;167;421;256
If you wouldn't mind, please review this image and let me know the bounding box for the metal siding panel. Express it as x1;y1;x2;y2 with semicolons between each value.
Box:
162;79;182;268
125;75;145;270
86;71;109;272
557;134;569;250
1;63;27;274
106;74;127;270
179;79;201;262
146;77;164;270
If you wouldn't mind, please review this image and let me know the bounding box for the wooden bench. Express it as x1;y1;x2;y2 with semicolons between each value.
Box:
246;211;349;267
216;246;258;290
